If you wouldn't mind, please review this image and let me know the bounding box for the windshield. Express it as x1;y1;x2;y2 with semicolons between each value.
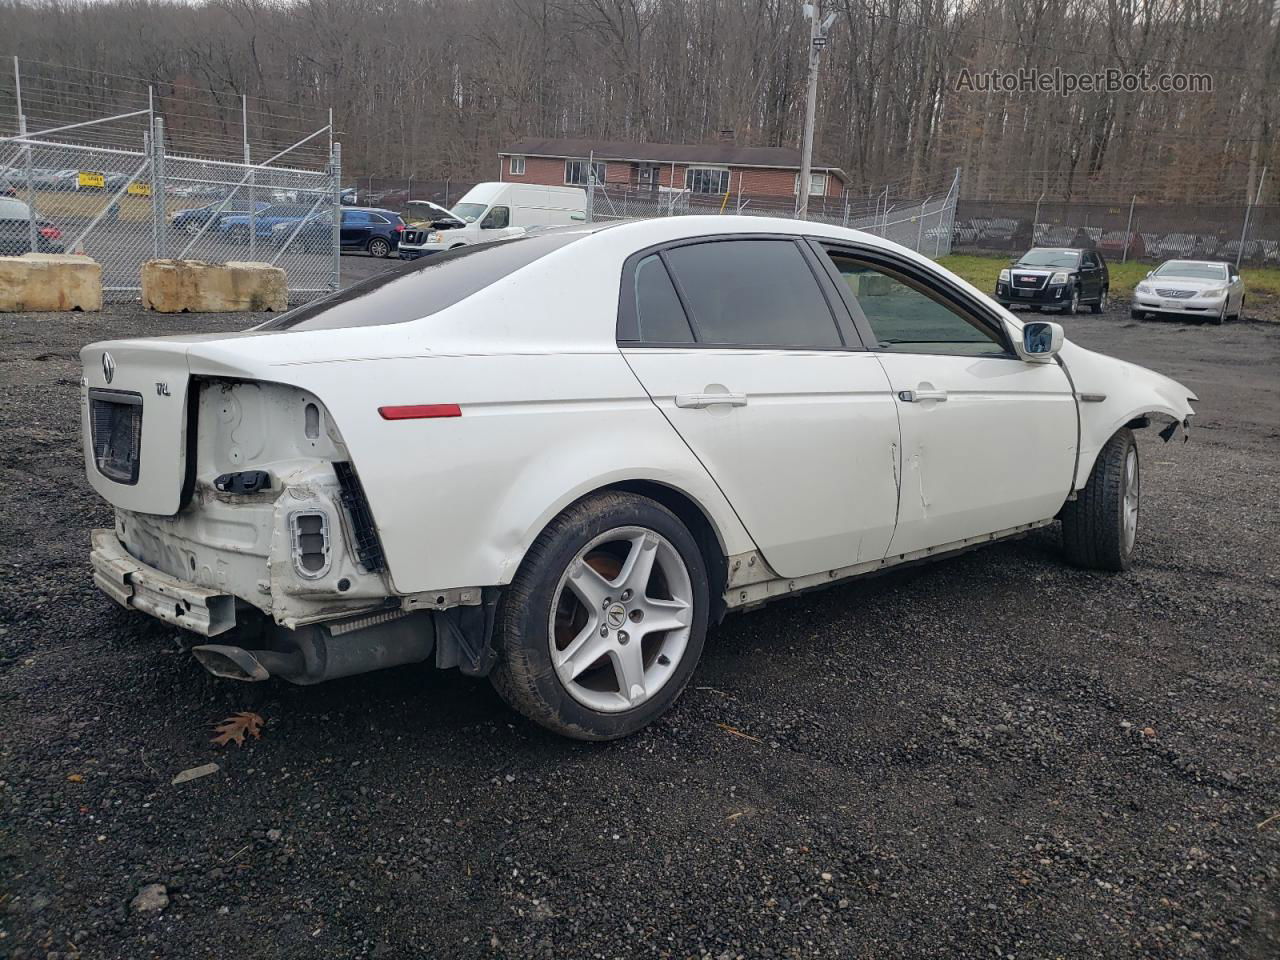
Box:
1016;249;1081;268
257;230;595;331
451;202;487;223
1153;261;1226;281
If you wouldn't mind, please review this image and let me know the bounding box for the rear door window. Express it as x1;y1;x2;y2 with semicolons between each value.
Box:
661;239;842;348
630;255;694;343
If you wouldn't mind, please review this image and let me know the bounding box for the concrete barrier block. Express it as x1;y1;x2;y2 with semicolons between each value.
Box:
141;259;288;313
0;253;102;312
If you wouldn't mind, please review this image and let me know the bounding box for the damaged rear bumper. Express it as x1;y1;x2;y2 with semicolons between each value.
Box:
90;528;499;680
91;528;236;636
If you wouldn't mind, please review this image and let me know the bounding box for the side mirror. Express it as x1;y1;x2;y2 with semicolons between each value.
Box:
1016;321;1064;362
1145;270;1153;278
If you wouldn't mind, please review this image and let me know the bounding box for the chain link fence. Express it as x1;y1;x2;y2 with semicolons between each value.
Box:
2;117;341;302
352;170;961;258
950;198;1280;267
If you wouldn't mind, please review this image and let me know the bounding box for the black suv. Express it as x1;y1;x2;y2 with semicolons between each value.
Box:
995;247;1109;314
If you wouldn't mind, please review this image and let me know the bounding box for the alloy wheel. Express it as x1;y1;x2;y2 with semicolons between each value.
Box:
1122;446;1140;553
547;526;694;713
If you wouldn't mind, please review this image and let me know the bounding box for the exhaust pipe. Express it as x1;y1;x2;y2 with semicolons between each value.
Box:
192;612;435;685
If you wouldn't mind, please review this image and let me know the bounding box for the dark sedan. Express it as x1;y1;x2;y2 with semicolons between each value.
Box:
0;198;65;255
280;206;405;257
995;247;1110;314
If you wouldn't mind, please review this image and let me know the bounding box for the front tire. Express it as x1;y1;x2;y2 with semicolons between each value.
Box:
1061;287;1080;315
1130;307;1145;320
1060;429;1140;571
490;492;710;740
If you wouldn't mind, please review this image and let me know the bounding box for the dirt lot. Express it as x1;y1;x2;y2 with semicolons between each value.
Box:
1;289;1278;959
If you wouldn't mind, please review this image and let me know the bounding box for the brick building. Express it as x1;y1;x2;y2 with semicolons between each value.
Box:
496;138;849;202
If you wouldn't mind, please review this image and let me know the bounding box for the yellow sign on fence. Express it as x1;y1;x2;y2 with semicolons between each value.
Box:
127;182;151;197
77;171;105;189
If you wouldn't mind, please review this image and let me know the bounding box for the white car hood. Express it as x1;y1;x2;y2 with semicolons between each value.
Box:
1142;277;1219;292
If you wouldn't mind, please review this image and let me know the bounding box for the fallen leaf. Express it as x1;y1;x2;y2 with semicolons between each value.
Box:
1142;726;1157;739
211;711;265;747
66;773;84;783
172;762;220;785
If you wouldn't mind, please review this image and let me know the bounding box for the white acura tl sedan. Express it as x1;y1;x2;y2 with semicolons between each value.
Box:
82;217;1196;739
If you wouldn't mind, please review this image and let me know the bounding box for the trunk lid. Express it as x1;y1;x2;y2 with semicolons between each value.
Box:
81;338;194;516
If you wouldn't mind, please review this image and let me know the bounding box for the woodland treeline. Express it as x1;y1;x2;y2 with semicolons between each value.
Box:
1;0;1276;201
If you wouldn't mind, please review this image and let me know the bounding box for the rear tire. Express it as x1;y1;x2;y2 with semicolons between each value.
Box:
368;236;391;258
1060;429;1140;572
490;492;710;740
1090;288;1108;314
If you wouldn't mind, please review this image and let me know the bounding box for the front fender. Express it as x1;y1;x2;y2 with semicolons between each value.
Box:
1060;341;1197;489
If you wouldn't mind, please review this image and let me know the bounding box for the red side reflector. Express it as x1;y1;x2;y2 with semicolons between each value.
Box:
378;404;461;421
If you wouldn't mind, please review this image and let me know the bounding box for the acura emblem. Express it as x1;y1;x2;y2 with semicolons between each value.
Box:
102;351;116;384
606;603;627;628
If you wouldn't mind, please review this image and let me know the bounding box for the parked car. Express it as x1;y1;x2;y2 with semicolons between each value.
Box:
1156;233;1196;259
277;206;405;257
0;197;64;254
218;203;315;240
995;246;1109;313
398;183;586;259
1131;260;1244;324
81;216;1196;739
171;200;270;235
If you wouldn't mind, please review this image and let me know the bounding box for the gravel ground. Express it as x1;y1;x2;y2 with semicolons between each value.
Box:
1;285;1278;959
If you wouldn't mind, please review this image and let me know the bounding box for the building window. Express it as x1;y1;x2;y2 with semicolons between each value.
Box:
685;167;731;195
509;156;525;176
565;159;606;186
795;172;828;196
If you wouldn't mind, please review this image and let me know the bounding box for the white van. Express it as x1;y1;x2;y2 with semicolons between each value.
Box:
398;182;586;259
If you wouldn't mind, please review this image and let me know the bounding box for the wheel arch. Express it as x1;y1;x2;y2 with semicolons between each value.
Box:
602;478;730;620
510;473;738;581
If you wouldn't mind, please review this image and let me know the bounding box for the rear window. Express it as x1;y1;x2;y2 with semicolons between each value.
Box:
258;231;592;331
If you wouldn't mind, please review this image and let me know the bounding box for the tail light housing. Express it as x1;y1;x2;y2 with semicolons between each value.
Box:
39;225;61;240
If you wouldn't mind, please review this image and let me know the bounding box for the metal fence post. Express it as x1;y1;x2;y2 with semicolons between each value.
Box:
916;197;930;252
151;116;167;258
1237;165;1267;268
586;150;596;222
243;96;256;261
13;58;39;255
330;141;342;292
1121;194;1136;262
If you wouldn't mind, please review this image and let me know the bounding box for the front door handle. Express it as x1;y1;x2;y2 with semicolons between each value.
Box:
675;392;748;409
898;389;948;403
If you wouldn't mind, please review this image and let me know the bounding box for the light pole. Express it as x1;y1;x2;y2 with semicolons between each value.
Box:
797;1;836;220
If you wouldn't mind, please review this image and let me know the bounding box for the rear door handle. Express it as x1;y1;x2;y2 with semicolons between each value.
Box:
675;392;748;409
898;389;948;403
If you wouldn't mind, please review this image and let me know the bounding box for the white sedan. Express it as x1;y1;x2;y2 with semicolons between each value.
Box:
1132;259;1245;324
81;217;1197;739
